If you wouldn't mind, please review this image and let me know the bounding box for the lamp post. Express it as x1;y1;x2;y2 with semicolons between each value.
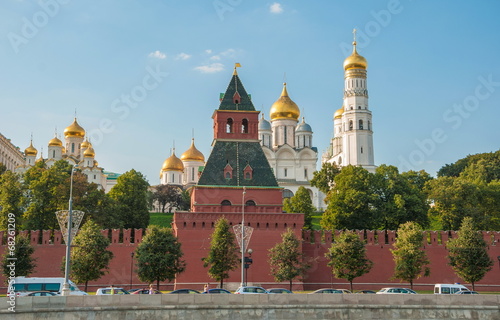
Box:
244;248;253;286
130;252;135;290
61;166;76;296
240;187;246;287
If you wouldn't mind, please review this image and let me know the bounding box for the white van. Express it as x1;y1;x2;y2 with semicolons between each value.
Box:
434;283;470;294
9;277;88;296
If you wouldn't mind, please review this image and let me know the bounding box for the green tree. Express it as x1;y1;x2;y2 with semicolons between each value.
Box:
108;169;150;229
0;171;23;231
310;162;340;195
390;222;430;289
325;230;373;292
152;184;183;213
446;217;493;290
374;165;430;230
202;217;239;288
0;163;6;175
135;226;186;289
268;229;310;291
283;186;315;230
66;220;114;292
321;165;378;230
2;234;37;279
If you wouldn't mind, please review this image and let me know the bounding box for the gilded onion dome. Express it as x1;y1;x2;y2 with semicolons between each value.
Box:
334;106;344;119
343;41;367;70
48;136;63;147
270;83;300;121
81;139;91;149
83;146;95;158
162;150;184;172
181;139;205;162
25;141;37;156
64;118;86;138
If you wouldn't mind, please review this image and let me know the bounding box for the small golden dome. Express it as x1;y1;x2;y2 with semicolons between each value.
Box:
81;139;91;149
25;141;38;156
343;42;367;70
181;139;205;162
48;136;63;147
83;147;95;158
270;83;300;121
64;118;85;138
161;150;184;172
334;106;344;119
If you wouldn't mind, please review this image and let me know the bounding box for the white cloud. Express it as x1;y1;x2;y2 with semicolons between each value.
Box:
176;53;191;60
270;3;283;14
194;63;224;74
205;49;212;54
210;55;221;61
148;50;166;59
220;48;236;57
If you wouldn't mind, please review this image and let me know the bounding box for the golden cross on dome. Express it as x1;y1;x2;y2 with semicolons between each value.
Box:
353;28;357;42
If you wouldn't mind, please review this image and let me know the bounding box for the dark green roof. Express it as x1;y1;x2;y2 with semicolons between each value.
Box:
198;141;278;187
218;74;255;111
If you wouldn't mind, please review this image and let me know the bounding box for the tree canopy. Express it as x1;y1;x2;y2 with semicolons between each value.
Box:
390;222;430;289
202;217;239;288
2;234;36;280
310;162;340;195
446;217;493;290
283;186;315;230
325;230;373;292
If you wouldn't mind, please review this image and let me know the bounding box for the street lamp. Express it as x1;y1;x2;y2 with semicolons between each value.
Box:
244;248;253;286
61;165;76;296
240;187;246;287
130;252;135;290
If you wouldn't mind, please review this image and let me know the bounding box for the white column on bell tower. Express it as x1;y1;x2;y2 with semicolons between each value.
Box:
341;29;376;172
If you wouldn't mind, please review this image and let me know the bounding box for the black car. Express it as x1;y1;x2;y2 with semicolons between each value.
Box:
169;289;200;294
202;288;231;294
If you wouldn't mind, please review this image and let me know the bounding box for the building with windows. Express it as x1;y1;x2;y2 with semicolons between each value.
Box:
0;133;24;172
259;84;326;210
322;36;376;173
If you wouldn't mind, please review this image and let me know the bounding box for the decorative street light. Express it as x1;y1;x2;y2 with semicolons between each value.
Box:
244;248;253;286
61;165;76;296
130;252;135;290
240;187;246;287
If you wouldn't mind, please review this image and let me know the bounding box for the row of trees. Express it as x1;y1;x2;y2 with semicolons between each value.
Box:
2;216;494;291
309;150;500;231
0;159;190;231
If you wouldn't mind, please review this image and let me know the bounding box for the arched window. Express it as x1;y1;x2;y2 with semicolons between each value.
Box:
359;119;364;130
246;200;256;206
242;119;248;133
349;120;353;130
368;121;371;130
226;118;233;133
225;172;231;179
71;143;75;153
221;200;231;206
245;172;251;179
283;189;294;199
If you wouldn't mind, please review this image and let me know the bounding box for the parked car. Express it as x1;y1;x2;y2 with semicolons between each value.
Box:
337;289;352;294
128;288;142;294
309;288;343;294
267;288;293;294
434;283;470;294
10;277;87;296
95;287;130;295
169;289;200;294
25;291;59;297
130;288;162;294
202;288;232;294
355;290;376;294
455;290;478;294
234;286;268;294
376;287;417;294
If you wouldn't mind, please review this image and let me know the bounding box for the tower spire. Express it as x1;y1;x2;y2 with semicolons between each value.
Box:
233;63;241;75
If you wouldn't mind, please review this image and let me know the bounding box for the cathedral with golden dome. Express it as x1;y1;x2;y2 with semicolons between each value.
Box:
259;83;326;210
322;31;376;173
16;118;113;191
159;138;205;187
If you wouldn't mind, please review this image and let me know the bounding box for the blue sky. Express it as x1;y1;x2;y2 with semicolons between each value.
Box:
1;1;499;184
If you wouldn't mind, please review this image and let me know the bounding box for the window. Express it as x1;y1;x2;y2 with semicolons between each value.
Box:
172;174;175;183
284;126;287;144
221;200;231;206
284;168;287;177
226;118;233;133
368;121;371;130
359;119;364;130
304;168;308;179
225;172;231;179
245;172;251;179
242;119;248;133
361;147;363;154
246;200;256;206
71;143;75;153
52;150;55;158
349;120;353;130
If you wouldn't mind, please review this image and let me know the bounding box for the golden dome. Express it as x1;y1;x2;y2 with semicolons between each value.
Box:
81;139;91;149
334;106;344;119
83;147;95;158
64;118;85;138
343;41;367;70
270;83;300;121
48;136;63;147
181;139;205;162
25;141;37;156
161;150;184;172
